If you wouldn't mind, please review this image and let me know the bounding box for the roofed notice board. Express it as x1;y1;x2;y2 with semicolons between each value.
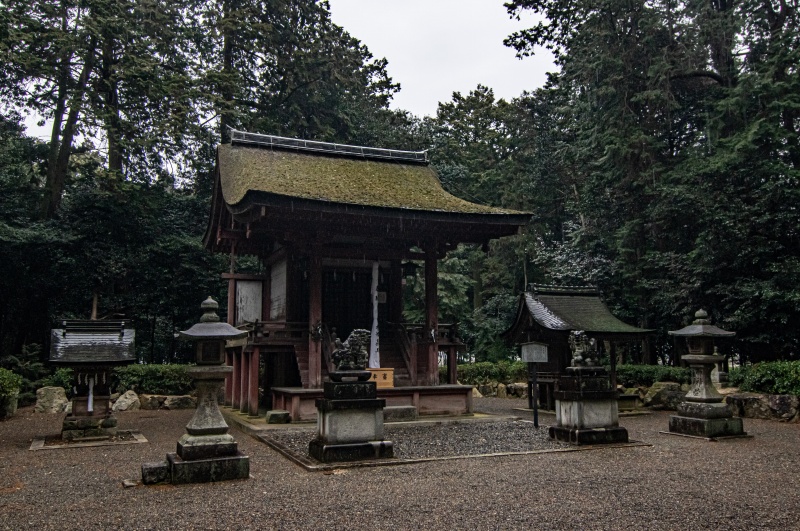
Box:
521;341;548;363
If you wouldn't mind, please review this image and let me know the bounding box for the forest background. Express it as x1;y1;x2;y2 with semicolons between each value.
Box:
1;0;798;381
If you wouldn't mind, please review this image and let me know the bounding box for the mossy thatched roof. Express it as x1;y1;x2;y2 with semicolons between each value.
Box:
217;144;524;215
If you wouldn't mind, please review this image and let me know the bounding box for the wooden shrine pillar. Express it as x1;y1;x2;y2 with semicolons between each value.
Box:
308;255;323;388
389;260;403;324
424;247;439;386
231;350;241;409
224;350;233;406
239;351;248;413
447;346;458;384
248;347;260;416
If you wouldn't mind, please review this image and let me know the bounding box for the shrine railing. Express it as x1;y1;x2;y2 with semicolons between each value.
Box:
234;321;309;347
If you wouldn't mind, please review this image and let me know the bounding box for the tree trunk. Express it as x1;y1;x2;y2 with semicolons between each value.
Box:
101;33;123;175
42;37;97;218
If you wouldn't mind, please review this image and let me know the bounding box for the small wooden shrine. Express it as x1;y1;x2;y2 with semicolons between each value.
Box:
50;320;135;439
205;130;531;420
504;285;653;409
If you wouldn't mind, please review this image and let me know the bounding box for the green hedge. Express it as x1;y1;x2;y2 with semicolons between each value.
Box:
0;368;23;398
448;362;690;387
613;364;691;387
112;364;194;395
41;368;75;394
728;361;800;396
447;361;528;385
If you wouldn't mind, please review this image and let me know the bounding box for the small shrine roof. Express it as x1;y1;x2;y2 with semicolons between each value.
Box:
50;320;136;364
217;131;525;216
521;285;653;335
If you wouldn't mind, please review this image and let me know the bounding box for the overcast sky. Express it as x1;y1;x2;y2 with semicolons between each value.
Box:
328;0;556;118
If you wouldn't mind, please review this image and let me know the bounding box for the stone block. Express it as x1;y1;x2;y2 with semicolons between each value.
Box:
141;461;170;485
383;406;418;422
677;401;732;419
35;387;69;414
669;415;746;438
139;395;165;410
308;440;394;463
265;410;291;424
556;398;620;430
112;390;140;411
317;407;384;445
643;382;684;408
101;416;118;428
167;452;249;485
549;426;629;445
177;433;238;461
164;395;196;410
323;381;377;400
76;417;103;429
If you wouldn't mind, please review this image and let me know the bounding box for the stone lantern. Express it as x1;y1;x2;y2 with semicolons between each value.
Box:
142;297;250;485
667;309;746;439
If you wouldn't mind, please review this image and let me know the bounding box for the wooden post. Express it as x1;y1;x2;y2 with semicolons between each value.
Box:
248;347;259;416
239;350;248;413
610;342;618;391
224;350;233;407
389;260;403;324
447;346;457;384
308;255;323;388
424;248;439;386
231;350;240;409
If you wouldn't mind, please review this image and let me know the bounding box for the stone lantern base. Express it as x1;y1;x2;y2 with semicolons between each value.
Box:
668;402;746;439
142;367;249;485
667;354;747;439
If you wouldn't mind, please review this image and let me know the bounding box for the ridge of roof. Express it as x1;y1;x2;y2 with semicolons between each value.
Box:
229;129;428;164
529;284;600;296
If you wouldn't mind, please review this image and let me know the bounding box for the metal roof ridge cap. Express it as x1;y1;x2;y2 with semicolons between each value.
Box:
228;128;428;163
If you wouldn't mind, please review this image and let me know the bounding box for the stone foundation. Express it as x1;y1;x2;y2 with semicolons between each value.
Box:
551;366;628;445
62;415;118;441
309;380;393;462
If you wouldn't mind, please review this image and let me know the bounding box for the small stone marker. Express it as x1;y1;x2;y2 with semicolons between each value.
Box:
265;410;291;424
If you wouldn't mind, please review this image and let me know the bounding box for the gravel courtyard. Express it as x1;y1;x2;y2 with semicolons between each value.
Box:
1;397;798;530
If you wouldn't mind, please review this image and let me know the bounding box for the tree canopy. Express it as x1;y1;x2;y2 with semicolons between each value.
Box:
1;0;798;369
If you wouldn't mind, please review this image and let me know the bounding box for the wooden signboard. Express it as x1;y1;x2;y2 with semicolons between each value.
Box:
521;341;548;363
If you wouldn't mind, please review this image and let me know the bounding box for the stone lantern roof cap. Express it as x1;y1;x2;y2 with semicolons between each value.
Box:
668;309;736;337
179;297;248;341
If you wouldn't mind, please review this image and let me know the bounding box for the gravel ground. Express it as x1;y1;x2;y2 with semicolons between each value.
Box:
1;398;799;530
269;419;569;461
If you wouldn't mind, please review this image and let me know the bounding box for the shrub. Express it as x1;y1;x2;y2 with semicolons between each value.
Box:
455;360;528;385
613;364;691;387
732;361;800;396
0;368;23;398
40;368;75;396
112;364;193;395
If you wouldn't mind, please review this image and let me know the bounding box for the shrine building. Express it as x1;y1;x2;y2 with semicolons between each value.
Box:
205;130;531;420
504;284;653;410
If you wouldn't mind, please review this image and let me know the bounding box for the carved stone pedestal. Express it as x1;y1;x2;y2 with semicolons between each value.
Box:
549;367;628;445
309;377;393;462
142;366;249;484
668;354;746;439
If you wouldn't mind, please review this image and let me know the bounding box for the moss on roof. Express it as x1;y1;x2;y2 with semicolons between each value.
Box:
217;144;525;215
